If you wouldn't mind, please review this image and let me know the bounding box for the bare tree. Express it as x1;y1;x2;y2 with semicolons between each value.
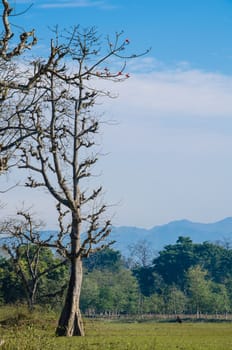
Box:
0;211;67;310
13;27;147;336
0;2;148;336
128;239;154;268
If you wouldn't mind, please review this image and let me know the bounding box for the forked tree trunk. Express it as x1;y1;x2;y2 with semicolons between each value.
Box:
56;255;84;336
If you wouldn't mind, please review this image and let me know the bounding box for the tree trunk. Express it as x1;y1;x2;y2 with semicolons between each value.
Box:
28;280;38;312
56;255;84;336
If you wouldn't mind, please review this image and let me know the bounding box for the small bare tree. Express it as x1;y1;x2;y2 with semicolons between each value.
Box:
128;239;154;268
0;211;67;310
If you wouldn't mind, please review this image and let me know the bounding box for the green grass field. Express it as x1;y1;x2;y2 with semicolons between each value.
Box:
0;306;232;349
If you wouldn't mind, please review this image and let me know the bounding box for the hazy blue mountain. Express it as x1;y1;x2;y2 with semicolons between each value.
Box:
110;218;232;256
37;218;232;258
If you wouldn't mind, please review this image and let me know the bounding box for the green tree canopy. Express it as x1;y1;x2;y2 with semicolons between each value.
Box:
83;248;123;272
153;237;195;288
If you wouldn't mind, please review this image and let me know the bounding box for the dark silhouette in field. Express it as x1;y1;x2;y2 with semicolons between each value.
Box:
176;316;182;323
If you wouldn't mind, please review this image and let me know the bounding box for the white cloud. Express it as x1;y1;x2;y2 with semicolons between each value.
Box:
38;0;108;9
89;63;232;158
110;68;232;120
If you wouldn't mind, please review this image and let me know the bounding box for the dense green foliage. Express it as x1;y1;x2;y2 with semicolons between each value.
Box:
0;248;68;308
1;238;232;315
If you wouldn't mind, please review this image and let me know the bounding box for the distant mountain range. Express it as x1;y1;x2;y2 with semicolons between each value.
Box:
27;218;232;259
110;218;232;256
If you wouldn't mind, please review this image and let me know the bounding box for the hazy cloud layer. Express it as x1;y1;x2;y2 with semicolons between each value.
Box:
113;68;232;120
100;65;232;154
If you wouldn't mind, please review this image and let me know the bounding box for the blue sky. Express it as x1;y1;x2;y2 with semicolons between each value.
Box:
12;0;232;74
2;0;232;228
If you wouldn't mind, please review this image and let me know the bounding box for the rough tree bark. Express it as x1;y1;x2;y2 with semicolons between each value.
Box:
57;257;84;336
56;213;85;336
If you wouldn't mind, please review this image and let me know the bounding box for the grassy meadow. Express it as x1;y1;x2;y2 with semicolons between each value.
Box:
0;306;232;349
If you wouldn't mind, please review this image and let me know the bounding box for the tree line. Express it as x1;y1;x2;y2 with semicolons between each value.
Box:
1;235;232;316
